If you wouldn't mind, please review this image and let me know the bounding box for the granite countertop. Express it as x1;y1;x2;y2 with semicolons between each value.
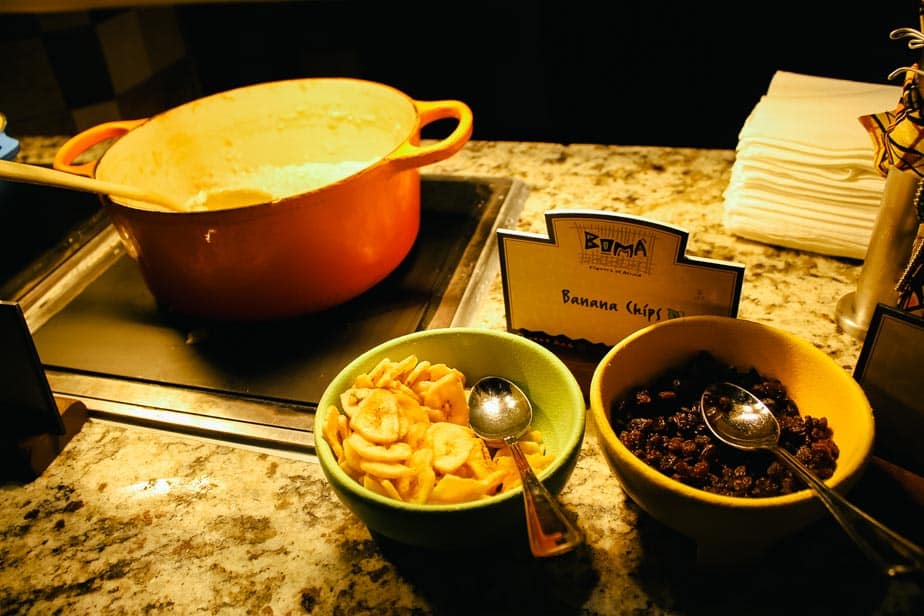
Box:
2;139;922;615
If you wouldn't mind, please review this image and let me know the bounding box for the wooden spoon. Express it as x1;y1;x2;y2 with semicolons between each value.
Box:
0;158;185;212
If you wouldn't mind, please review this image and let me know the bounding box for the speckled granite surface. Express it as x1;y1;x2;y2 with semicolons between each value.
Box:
2;139;922;615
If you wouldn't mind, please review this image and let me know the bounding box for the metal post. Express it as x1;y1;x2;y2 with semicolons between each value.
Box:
835;167;922;339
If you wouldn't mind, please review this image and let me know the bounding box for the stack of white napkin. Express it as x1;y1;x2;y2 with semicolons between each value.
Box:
723;71;903;260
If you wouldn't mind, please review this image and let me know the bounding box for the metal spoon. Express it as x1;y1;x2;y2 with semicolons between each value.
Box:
468;376;583;557
701;381;924;577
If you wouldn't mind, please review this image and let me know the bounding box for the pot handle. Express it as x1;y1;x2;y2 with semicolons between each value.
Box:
53;119;147;177
388;99;473;170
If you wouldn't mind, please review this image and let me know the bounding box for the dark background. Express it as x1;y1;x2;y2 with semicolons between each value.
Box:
2;0;923;149
179;0;923;149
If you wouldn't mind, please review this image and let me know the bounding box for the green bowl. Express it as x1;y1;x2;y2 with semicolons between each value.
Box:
315;327;586;550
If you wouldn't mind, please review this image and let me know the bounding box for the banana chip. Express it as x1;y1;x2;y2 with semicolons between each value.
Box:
427;422;476;475
397;449;436;504
430;474;491;504
363;475;402;501
350;388;402;444
359;459;416;480
323;355;553;505
346;433;412;463
405;360;431;387
322;405;343;460
423;372;469;425
465;438;496;480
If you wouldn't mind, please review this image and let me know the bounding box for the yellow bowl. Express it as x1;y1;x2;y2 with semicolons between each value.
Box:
589;315;875;564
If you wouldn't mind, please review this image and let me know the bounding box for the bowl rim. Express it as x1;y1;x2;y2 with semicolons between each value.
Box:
315;326;587;512
589;315;875;509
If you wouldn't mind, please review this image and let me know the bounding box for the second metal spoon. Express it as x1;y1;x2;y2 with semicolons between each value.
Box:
468;375;583;557
701;381;924;577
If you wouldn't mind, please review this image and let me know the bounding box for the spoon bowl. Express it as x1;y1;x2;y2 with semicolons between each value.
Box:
701;381;924;577
182;186;275;211
467;376;533;444
701;381;782;450
468;376;584;557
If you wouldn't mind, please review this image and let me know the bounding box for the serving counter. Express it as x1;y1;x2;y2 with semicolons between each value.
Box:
1;139;921;615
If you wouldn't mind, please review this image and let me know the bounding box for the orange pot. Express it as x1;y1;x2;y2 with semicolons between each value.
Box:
54;78;473;321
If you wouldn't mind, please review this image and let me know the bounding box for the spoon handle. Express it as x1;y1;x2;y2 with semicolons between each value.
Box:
772;445;924;577
0;159;182;211
507;440;583;557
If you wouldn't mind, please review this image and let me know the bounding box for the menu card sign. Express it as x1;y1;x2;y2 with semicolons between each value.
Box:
497;210;744;354
854;303;924;476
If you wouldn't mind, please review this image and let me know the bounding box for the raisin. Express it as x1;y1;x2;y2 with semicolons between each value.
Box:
609;351;840;498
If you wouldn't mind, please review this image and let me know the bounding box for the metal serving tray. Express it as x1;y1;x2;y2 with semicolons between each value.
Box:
7;175;527;455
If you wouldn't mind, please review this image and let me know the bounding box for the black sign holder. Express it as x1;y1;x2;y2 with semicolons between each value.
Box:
854;302;924;477
0;300;86;482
